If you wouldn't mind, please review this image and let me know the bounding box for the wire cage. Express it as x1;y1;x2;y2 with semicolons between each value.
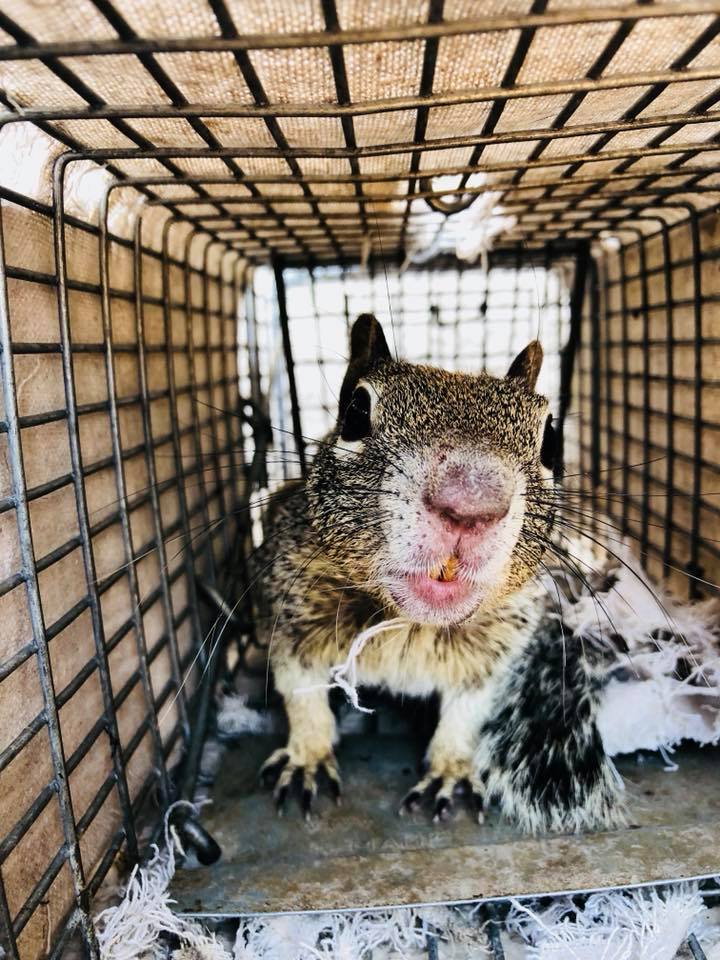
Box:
0;2;719;958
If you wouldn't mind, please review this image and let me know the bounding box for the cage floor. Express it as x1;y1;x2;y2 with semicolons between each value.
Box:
171;735;720;917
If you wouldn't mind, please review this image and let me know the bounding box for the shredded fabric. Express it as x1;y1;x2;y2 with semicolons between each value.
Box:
544;537;720;757
93;805;720;960
504;884;717;960
402;175;517;274
94;802;231;960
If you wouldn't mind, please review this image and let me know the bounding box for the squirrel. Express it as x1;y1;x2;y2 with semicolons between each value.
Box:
252;314;622;833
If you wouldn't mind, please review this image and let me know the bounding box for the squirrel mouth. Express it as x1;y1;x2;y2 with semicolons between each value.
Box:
428;554;459;583
389;555;476;623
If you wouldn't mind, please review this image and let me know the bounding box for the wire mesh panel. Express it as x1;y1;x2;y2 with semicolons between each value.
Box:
0;179;246;959
271;253;575;480
577;208;720;598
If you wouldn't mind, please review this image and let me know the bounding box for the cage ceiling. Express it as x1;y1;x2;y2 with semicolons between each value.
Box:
3;0;720;260
3;3;720;960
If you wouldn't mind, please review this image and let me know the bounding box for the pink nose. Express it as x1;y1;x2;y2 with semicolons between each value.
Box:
423;462;512;533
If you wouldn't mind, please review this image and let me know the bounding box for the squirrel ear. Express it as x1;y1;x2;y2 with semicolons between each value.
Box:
339;314;391;419
349;313;391;365
506;340;543;391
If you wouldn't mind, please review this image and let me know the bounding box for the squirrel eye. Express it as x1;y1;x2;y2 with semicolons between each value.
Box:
341;386;372;442
540;415;556;470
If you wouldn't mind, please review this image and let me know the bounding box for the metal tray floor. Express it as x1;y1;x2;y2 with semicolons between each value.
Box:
171;734;720;917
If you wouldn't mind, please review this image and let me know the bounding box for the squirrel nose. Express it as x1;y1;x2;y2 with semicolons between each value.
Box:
423;462;512;533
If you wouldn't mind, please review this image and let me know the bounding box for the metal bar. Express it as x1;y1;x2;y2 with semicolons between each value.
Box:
182;230;220;585
660;224;676;577
618;238;631;536
483;903;506;959
158;215;207;705
12;847;68;940
47;911;84;960
201;240;231;561
556;241;589;474
132;205;191;743
2;2;719;57
98;180;174;805
463;0;548;190
0;866;20;960
5;64;720;128
688;933;710;960
588;257;602;491
1;194;97;956
637;226;652;563
56;134;720;175
48;161;143;877
216;252;254;652
399;0;445;250
273;257;307;476
688;209;704;597
600;252;612;540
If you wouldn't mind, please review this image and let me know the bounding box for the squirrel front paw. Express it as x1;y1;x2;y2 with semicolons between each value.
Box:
259;746;341;820
400;756;484;824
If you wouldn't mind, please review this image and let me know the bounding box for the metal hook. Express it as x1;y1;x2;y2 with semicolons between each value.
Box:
419;176;480;215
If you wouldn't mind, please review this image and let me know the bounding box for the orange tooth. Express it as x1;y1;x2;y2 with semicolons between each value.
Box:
440;555;459;582
429;555;459;582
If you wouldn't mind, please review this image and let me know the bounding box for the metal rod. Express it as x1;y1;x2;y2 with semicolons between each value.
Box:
688;209;704;598
201;239;231;561
556;240;590;473
182;229;220;585
158;215;206;681
132;201;191;743
660;224;676;577
5;65;720;128
688;933;710;960
1;2;718;58
272;256;307;476
483;903;506;959
3;185;96;955
98;178;174;808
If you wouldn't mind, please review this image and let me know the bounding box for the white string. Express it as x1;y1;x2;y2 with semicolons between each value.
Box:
295;618;405;713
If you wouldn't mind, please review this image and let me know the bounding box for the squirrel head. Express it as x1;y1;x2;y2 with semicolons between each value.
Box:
307;314;557;626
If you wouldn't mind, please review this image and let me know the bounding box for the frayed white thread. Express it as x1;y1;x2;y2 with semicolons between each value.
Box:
505;885;712;960
658;744;679;772
543;535;720;759
295;618;405;713
94;801;231;960
455;192;517;270
232;905;486;960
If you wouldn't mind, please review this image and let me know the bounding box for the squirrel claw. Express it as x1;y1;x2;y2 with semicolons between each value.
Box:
260;750;289;787
432;796;453;823
261;750;341;818
401;773;484;824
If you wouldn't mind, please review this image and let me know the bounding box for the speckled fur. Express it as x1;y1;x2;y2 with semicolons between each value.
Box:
251;323;622;831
